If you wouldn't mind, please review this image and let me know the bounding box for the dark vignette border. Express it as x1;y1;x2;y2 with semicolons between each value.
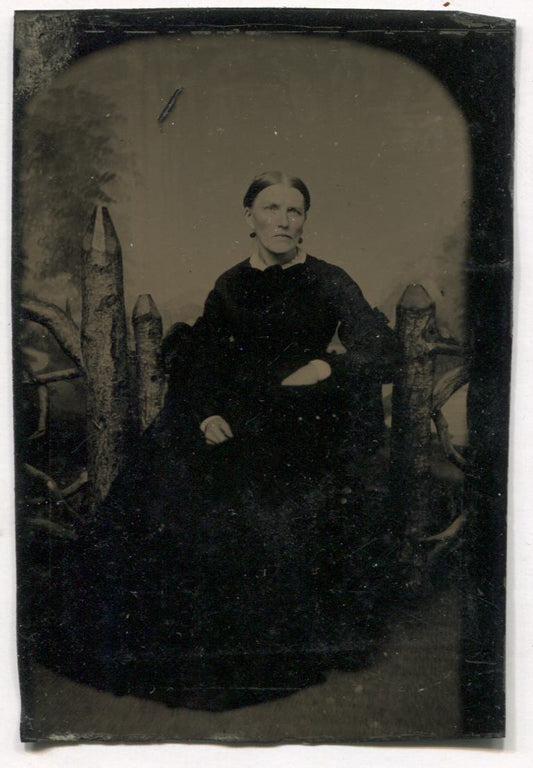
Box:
12;8;515;741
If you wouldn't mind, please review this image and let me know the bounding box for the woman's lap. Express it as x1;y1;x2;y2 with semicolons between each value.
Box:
38;394;389;709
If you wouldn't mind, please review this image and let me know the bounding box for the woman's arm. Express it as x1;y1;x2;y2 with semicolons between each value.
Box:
185;285;235;436
281;359;332;386
325;267;399;383
280;265;399;387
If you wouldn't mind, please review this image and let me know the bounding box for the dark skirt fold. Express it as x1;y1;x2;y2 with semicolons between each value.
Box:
35;394;396;710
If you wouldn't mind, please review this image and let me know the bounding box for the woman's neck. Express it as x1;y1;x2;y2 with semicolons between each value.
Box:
255;242;299;267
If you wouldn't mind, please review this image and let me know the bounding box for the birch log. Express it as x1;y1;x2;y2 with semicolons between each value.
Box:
390;284;436;539
81;206;130;511
132;294;165;431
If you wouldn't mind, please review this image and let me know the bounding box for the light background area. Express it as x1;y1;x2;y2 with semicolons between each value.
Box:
18;21;471;442
1;1;531;766
20;32;469;337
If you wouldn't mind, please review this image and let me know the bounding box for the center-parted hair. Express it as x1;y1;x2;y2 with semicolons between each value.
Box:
243;172;311;212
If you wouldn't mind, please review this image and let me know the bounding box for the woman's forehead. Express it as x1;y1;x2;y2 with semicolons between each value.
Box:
253;184;305;206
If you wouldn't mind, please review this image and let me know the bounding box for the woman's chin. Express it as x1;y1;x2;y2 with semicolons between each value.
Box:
265;241;297;257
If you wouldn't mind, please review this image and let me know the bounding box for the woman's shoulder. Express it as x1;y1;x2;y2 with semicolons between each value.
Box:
212;259;253;290
305;255;361;287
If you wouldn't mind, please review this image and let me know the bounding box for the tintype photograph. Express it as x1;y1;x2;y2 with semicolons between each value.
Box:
12;8;513;743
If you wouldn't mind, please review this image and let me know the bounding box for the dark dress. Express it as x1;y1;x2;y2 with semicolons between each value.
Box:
41;254;399;711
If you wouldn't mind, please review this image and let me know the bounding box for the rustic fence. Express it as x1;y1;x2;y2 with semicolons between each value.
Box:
20;205;469;554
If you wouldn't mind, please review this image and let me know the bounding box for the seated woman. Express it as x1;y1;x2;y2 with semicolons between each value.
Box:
42;172;400;711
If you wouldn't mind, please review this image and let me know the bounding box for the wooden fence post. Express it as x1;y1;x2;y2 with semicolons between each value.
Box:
390;284;436;541
81;205;130;512
132;294;165;431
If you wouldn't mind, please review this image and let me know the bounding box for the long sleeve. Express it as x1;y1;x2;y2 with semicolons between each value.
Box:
322;266;399;385
166;257;399;441
186;284;234;424
312;264;399;454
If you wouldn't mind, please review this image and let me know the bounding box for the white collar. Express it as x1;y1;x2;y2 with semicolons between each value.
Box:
249;247;307;271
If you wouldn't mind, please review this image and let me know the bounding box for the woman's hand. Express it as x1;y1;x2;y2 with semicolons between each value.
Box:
200;415;234;445
281;359;332;387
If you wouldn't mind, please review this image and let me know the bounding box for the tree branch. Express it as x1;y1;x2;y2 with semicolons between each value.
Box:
427;341;465;356
27;518;77;541
29;385;48;441
419;513;467;567
24;463;84;522
433;408;467;468
62;470;89;498
29;469;88;504
420;513;467;543
34;367;81;385
21;297;84;372
432;364;470;412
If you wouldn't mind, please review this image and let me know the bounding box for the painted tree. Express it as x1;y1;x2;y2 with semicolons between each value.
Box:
18;83;129;299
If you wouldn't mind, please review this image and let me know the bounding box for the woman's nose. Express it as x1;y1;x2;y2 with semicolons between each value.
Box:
277;209;289;227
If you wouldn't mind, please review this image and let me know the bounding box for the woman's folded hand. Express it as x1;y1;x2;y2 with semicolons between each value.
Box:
281;359;332;387
200;415;234;444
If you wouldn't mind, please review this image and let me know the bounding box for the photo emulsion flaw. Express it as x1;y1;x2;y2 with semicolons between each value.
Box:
12;8;514;743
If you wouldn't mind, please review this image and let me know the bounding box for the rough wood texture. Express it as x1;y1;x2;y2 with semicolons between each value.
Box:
20;297;83;370
81;205;130;511
132;294;165;431
390;284;436;539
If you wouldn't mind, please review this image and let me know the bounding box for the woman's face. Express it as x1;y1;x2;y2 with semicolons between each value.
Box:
245;183;306;257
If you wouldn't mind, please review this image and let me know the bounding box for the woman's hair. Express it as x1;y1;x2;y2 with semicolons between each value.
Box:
243;172;311;212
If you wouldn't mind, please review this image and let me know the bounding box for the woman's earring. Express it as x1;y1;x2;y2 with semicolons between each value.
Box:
250;232;256;238
298;236;303;244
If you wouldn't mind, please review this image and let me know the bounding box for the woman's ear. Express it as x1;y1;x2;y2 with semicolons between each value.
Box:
244;207;254;231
